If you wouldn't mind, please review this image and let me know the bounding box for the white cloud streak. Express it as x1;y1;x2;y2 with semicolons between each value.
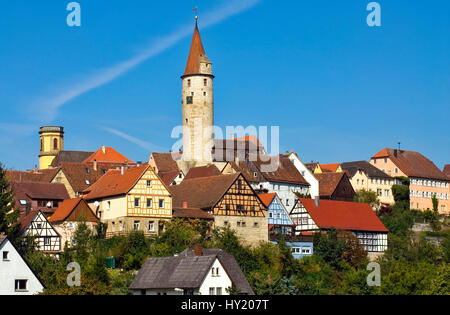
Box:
32;0;261;123
100;126;167;153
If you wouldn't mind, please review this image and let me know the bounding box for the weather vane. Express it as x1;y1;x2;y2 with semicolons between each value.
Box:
193;6;198;21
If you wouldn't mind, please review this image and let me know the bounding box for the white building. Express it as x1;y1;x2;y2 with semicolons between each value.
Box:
0;235;44;295
129;247;254;295
287;152;319;199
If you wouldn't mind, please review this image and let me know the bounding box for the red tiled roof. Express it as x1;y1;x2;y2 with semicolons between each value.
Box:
170;174;240;209
183;21;210;76
233;135;263;147
442;164;450;179
159;170;181;186
320;163;340;172
372;148;448;181
184;164;221;180
172;207;213;220
83;146;134;164
314;172;347;197
299;198;388;232
150;152;180;173
58;162;122;194
19;210;40;234
83;165;152;200
252;155;309;186
6;168;59;183
49;198;98;223
12;182;69;200
258;193;276;208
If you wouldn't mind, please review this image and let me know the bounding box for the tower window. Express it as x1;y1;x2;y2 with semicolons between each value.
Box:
40;139;43;151
204;79;207;86
186;96;193;104
53;138;58;150
187;79;191;87
203;92;206;96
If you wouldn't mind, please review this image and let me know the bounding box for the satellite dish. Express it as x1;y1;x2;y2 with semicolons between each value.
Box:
46;202;52;208
94;201;99;207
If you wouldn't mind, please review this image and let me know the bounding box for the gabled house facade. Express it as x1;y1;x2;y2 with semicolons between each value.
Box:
314;172;355;202
129;246;254;295
83;165;172;237
259;193;293;236
51;161;123;198
287;152;319;199
170;173;268;246
290;198;388;260
0;235;44;295
12;181;69;217
340;160;396;205
370;148;449;213
19;210;61;254
49;198;99;248
223;155;310;209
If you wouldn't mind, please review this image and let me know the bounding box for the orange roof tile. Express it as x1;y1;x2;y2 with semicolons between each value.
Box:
50;198;98;223
372;148;448;181
82;146;135;164
298;198;388;232
320;163;340;172
83;165;151;200
258;193;277;208
183;20;210;76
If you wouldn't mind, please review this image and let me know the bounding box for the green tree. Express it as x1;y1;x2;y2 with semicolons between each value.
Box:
354;189;380;209
313;229;348;270
0;162;20;240
431;194;439;212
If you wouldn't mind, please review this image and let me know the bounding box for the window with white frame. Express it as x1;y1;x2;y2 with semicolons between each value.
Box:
15;280;28;292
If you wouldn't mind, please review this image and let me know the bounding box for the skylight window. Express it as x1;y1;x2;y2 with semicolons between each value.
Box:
20;200;27;205
85;179;90;185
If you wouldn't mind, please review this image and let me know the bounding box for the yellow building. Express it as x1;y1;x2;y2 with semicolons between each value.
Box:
370;148;449;214
39;126;64;170
83;165;172;237
340;161;396;206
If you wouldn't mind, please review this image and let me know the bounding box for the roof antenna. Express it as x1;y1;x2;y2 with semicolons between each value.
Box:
397;142;401;151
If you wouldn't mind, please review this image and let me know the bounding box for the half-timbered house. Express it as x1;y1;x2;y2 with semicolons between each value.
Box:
49;198;99;247
83;164;172;237
222;154;310;208
19;210;61;253
290;198;388;259
170;173;268;246
259;193;293;236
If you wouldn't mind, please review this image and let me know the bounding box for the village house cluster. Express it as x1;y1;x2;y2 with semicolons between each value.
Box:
2;18;449;295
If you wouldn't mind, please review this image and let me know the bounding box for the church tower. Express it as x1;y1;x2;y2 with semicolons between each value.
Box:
181;17;214;167
39;126;64;169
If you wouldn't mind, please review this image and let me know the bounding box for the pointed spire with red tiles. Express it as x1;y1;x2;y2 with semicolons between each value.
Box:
183;17;210;76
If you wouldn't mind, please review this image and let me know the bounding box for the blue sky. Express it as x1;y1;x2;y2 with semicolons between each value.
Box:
0;0;449;170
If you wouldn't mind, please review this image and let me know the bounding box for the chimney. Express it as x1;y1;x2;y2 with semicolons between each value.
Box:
102;146;106;154
394;149;398;157
93;159;98;171
34;165;39;173
121;166;125;176
182;201;188;209
314;196;320;208
194;244;203;256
